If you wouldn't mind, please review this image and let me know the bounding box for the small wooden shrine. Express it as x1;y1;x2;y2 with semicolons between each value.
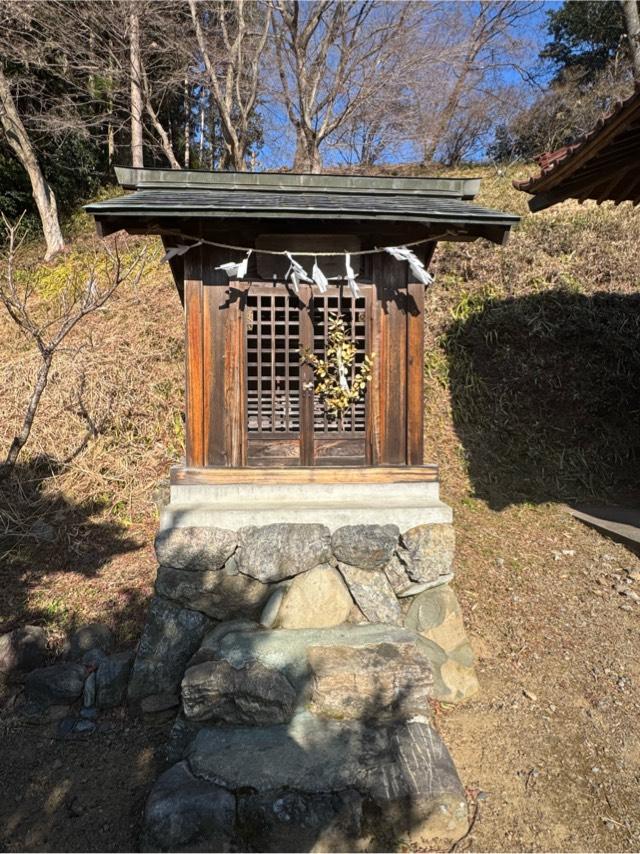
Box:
87;168;517;491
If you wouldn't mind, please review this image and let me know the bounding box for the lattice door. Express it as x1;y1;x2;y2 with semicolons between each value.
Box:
244;284;370;466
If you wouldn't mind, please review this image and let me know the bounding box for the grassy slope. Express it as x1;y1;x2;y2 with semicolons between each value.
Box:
2;166;640;850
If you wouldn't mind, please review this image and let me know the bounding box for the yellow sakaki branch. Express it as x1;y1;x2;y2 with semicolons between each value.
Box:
300;313;375;425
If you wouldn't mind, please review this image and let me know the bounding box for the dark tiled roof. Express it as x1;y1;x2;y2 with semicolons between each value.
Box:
85;187;518;227
514;84;640;211
86;167;519;245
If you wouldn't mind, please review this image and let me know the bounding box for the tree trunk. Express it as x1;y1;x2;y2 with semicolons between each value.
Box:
622;0;640;79
129;4;144;168
184;77;190;168
1;351;53;475
0;67;64;260
293;127;322;173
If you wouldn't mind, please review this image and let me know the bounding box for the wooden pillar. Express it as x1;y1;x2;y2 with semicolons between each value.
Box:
370;253;408;465
184;247;204;467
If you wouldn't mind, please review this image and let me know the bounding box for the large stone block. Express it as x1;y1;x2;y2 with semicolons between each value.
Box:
178;712;468;850
154;526;237;572
276;566;352;629
128;598;210;702
401;523;455;583
197;623;437;721
237;524;332;582
307;640;434;721
337;563;402;624
143;760;235;852
181;659;297;725
331;524;399;570
155;566;270;620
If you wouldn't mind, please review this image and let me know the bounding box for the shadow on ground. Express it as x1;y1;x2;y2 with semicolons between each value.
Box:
444;289;640;510
0;455;146;635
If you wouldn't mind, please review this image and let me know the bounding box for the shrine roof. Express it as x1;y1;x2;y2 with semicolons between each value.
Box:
85;167;519;245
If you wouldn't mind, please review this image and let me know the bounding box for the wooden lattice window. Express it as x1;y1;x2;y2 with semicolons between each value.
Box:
244;284;370;466
246;291;302;434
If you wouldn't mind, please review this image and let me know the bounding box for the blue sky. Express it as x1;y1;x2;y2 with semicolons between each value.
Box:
254;0;566;170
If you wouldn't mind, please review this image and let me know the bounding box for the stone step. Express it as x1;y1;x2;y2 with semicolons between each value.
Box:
180;623;449;728
143;712;469;852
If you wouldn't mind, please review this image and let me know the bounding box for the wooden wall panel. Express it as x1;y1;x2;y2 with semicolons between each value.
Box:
406;282;425;465
184;249;204;467
370;254;408;465
202;247;228;465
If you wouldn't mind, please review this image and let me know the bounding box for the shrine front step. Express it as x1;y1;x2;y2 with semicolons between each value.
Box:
161;480;451;532
143;712;469;853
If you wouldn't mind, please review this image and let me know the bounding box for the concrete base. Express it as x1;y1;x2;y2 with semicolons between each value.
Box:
161;480;452;532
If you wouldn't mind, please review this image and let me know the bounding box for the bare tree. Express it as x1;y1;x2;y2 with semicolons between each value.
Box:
129;1;145;167
0;67;65;260
271;0;420;173
419;1;538;164
621;0;640;79
0;214;147;476
189;0;271;171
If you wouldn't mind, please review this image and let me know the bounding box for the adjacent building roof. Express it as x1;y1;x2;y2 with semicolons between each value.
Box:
514;84;640;211
85;167;519;245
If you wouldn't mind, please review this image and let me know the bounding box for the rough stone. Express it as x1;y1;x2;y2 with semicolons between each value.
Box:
0;625;48;674
187;621;259;668
260;587;286;628
182;659;297;725
397;574;454;598
331;524;399;570
66;623;114;661
25;663;86;705
128;598;210;702
96;651;134;708
416;637;479;704
205;623;440;719
238;788;366;853
154;525;237;572
338;563;402;624
186;712;467;847
401;524;455;583
405;585;469;653
276;566;352;629
404;586;478;703
143;760;236;853
237;523;332;582
83;671;96;707
155;565;270;620
383;554;412;595
308;641;434;721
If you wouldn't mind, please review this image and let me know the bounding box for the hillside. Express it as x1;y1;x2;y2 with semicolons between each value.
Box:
2;166;640;851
